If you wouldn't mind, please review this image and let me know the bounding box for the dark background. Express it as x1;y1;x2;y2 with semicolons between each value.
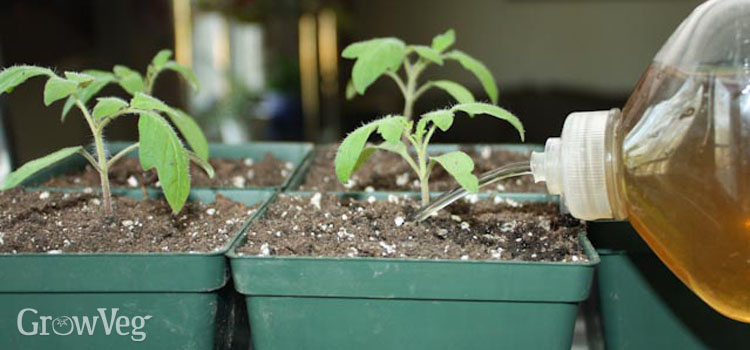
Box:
0;0;702;165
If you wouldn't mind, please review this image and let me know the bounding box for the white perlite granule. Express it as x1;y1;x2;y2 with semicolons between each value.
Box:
310;193;322;209
259;243;271;256
395;172;409;186
39;191;50;200
394;216;405;227
126;176;139;187
232;176;246;188
379;241;396;255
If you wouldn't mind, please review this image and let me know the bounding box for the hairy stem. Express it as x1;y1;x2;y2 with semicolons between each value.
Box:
413;136;431;206
75;99;112;216
77;149;102;173
108;142;139;168
402;63;417;121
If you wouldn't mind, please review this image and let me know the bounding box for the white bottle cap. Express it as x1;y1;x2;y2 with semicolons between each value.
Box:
530;110;615;220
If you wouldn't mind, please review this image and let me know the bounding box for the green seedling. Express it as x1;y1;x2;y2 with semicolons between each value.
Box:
343;29;497;120
335;102;524;206
0;49;211;215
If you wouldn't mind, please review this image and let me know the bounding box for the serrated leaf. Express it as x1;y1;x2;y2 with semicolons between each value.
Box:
432;151;478;193
137;111;190;213
130;92;168;111
152;49;173;68
0;146;82;190
431;80;475;104
164;108;209;161
452;102;524;141
334;115;404;183
113;65;144;95
92;97;128;119
411;45;443;65
163;61;199;91
64;72;94;85
113;65;137;78
188;150;214;178
417;109;454;138
374;141;407;155
119;74;145;95
0;65;53;94
376;116;406;144
61;71;116;121
345;80;357;100
445;50;498;103
342;38;405;94
431;29;456;52
43;77;78;106
130;93;208;160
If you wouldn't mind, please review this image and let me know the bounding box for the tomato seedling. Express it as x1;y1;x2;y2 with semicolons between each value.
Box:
0;49;211;215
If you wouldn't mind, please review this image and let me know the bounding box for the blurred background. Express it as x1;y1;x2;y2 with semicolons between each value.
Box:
0;0;704;167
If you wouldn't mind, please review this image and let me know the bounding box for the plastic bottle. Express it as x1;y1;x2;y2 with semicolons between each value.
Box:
530;0;750;322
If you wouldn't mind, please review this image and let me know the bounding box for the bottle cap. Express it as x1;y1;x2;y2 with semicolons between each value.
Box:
531;110;615;220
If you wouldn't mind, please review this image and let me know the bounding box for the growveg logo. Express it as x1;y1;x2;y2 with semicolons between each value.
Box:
17;308;153;342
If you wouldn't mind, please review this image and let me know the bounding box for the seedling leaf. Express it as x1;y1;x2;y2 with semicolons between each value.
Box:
61;70;116;121
342;38;405;94
452;102;524;141
113;65;145;95
376;116;406;144
43;77;78;106
432;151;478;193
137;111;190;213
92;97;128;119
431;80;475;104
445;50;498;103
411;45;443;65
131;93;208;160
0;65;53;94
0;146;82;190
188;151;215;178
64;72;94;86
163;61;199;91
417;109;454;138
345;80;357;100
152;49;173;68
335;116;405;183
431;29;456;52
130;92;168;111
164;108;209;161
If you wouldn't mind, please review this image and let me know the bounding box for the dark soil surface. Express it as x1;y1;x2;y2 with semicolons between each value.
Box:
0;188;255;253
44;154;294;188
237;193;586;262
299;145;545;192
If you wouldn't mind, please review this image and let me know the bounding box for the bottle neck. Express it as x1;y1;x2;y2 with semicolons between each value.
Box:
531;109;627;221
603;109;628;220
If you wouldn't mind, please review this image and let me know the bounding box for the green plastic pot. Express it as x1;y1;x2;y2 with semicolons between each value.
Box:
228;192;597;350
24;141;314;191
286;143;542;193
588;221;750;349
0;189;274;350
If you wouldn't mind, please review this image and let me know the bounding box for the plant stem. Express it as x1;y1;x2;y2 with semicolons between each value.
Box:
402;62;417;121
108;142;139;168
75;99;112;216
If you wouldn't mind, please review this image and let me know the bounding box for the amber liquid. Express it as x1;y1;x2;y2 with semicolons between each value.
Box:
617;63;750;322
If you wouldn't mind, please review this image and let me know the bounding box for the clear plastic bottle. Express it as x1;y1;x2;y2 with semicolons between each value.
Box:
530;0;750;322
